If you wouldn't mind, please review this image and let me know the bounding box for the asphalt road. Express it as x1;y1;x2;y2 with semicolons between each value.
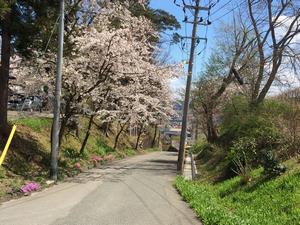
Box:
0;151;201;225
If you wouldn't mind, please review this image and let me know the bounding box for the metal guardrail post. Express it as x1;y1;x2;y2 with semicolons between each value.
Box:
190;151;197;180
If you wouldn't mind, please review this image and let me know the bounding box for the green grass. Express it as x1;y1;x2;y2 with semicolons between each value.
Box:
14;118;52;132
145;147;160;152
124;148;137;156
94;139;115;156
175;167;300;225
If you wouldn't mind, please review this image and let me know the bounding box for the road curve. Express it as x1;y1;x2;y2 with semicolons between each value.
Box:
0;151;201;225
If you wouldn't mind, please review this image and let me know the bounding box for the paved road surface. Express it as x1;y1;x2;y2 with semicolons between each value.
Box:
0;151;201;225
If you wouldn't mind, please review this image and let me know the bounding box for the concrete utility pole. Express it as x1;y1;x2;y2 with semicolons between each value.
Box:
177;0;208;173
51;0;64;181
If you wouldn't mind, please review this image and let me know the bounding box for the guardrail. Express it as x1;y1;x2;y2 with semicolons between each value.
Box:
190;152;198;180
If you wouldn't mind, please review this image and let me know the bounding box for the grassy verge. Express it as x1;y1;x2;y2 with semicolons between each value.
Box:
175;163;300;225
14;117;52;132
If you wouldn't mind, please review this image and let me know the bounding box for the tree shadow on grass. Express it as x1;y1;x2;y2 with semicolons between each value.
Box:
3;133;50;179
219;175;271;198
219;181;242;198
244;176;271;193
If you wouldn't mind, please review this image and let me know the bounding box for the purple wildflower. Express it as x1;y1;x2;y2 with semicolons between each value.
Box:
20;182;40;193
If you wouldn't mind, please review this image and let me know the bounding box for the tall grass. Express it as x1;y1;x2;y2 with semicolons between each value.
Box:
176;167;300;225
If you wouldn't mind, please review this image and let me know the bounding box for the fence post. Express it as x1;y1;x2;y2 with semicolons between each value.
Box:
0;125;17;166
190;151;197;180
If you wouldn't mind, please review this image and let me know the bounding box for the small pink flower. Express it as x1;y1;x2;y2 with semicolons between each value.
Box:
90;155;103;163
74;162;81;169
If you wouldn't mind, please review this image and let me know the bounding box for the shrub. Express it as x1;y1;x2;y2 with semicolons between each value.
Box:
64;148;81;159
261;150;286;177
229;137;258;166
192;139;213;154
193;140;219;161
124;148;136;157
221;95;287;177
94;139;115;156
228;129;287;177
232;153;252;185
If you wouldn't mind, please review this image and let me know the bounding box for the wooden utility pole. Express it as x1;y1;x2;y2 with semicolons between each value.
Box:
50;0;64;181
177;0;209;173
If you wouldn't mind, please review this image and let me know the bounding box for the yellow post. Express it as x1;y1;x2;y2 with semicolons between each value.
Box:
0;125;17;166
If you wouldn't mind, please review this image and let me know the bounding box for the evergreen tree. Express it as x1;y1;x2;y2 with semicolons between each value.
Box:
0;1;80;137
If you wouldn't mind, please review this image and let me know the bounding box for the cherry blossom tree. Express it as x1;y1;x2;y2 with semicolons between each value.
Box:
10;1;180;153
62;3;180;150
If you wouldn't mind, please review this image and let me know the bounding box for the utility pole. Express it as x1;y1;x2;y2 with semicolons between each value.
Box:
177;0;208;173
51;0;64;181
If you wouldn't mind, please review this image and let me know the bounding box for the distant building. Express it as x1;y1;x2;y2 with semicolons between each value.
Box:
170;101;183;128
169;101;194;140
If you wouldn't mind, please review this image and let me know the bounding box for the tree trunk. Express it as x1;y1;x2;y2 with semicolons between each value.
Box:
157;129;161;148
135;123;144;150
204;105;218;143
80;115;94;155
151;124;158;148
105;122;110;137
113;122;127;149
58;99;73;146
195;119;199;140
0;12;12;137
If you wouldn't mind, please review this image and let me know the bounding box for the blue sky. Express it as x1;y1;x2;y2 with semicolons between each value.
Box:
149;0;238;91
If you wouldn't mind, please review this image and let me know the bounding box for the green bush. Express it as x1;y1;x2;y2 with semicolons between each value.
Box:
124;148;136;156
192;139;213;154
229;137;258;165
94;139;115;156
261;150;286;177
64;148;81;159
192;140;221;161
221;95;286;177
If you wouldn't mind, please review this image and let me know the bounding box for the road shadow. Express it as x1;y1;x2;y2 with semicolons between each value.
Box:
65;164;132;184
147;159;177;164
65;152;179;184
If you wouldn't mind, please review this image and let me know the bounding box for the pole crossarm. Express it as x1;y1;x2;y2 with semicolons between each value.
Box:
184;21;211;26
180;36;208;41
184;5;210;11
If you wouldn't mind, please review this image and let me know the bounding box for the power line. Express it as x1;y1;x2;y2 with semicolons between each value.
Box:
44;16;60;53
212;0;247;22
209;0;234;17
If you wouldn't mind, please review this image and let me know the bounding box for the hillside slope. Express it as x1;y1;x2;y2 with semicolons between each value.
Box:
0;116;157;202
